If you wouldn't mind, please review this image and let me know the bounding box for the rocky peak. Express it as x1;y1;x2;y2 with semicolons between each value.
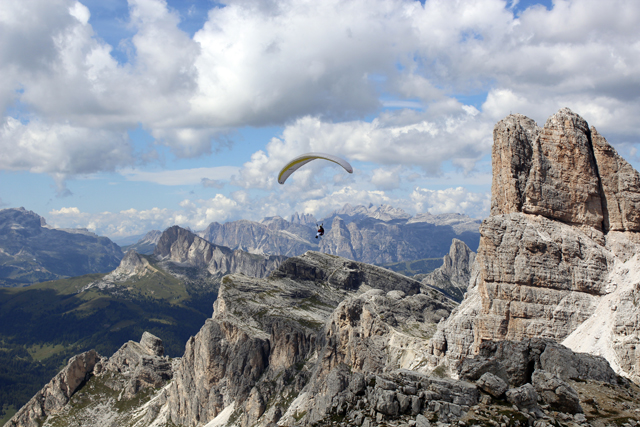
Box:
432;108;640;383
140;331;164;357
5;350;101;427
289;211;317;226
154;225;286;278
420;238;476;302
0;207;46;233
491;107;640;232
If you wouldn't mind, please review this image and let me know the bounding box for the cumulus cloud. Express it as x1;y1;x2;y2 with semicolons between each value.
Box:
48;193;244;237
5;0;640;234
371;167;402;191
410;186;490;217
234;107;493;191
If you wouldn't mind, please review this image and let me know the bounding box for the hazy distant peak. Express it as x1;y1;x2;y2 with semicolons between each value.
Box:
289;212;317;226
328;203;411;222
0;206;46;230
140;230;162;245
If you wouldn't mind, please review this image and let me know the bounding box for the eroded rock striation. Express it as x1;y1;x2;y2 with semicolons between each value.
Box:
435;108;640;383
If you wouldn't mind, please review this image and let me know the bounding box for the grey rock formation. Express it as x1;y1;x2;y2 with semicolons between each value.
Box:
532;370;582;414
318;205;481;265
200;217;317;257
431;108;640;383
505;383;539;413
8;333;174;427
457;339;620;387
420;238;476;302
161;251;456;427
11;248;640;427
100;332;172;400
0;207;123;286
155;225;286;278
84;250;159;290
476;372;508;398
6;350;101;427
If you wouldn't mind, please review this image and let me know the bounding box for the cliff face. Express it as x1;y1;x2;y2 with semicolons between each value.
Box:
318;205;481;265
161;251;456;427
435;108;640;382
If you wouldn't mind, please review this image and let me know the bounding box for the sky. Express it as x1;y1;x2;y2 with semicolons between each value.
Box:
1;0;640;242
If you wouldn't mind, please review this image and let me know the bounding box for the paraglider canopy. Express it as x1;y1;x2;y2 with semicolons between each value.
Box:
278;152;353;184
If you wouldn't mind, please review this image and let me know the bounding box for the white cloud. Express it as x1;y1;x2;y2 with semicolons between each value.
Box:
371;167;402;191
4;0;640;226
234;108;493;190
410;186;490;217
0;117;133;193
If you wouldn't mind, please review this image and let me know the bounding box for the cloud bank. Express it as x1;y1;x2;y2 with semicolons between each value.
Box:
2;0;640;235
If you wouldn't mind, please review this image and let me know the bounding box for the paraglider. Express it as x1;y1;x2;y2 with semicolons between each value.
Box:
277;152;353;185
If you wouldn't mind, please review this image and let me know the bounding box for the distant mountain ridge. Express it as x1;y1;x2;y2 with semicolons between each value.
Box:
122;230;162;255
0;207;123;287
193;203;480;264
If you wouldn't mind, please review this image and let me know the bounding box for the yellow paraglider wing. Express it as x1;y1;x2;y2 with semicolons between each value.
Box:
278;152;353;184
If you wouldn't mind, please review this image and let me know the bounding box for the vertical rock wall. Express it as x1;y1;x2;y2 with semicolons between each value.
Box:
437;108;640;382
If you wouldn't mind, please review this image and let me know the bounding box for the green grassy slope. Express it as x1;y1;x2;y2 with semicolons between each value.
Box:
0;258;219;421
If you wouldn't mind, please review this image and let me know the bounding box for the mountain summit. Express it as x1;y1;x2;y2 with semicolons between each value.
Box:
432;108;640;383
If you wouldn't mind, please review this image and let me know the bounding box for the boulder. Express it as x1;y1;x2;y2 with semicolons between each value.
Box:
476;372;508;398
506;383;539;412
532;370;583;414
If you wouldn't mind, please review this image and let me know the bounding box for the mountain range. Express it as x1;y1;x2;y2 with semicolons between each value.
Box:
0;204;481;288
0;208;123;287
198;203;481;264
0;225;285;425
7;108;640;427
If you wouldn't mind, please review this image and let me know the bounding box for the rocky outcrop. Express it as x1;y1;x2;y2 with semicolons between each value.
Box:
6;350;101;427
433;108;640;382
84;250;159;291
0;207;123;286
12;246;640;426
155;251;456;427
420;238;476;302
155;225;286;278
100;331;172;400
8;333;175;427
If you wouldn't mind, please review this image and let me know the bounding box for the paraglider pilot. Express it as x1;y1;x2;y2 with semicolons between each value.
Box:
316;224;324;239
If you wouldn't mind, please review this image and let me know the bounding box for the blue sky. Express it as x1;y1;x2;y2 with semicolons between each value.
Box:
2;0;640;240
